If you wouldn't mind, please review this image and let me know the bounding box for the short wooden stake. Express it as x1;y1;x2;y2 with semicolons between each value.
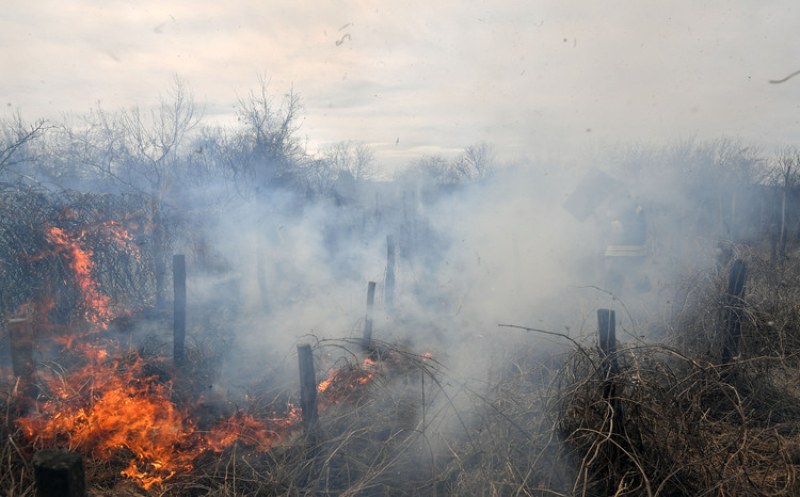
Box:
297;344;319;430
598;309;619;379
385;235;396;311
721;259;747;363
362;281;376;349
33;449;86;497
597;309;624;468
173;254;186;366
597;309;621;415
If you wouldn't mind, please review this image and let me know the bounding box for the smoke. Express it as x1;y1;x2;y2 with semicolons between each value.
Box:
172;136;769;397
168;152;612;428
3;92;779;490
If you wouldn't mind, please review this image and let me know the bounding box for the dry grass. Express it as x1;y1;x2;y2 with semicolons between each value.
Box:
555;245;800;496
6;243;800;496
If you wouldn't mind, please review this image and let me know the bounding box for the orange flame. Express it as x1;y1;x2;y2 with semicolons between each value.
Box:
317;357;381;405
45;227;114;330
17;341;303;489
43;221;142;337
18;342;196;489
19;221;384;489
204;406;301;453
96;220;141;262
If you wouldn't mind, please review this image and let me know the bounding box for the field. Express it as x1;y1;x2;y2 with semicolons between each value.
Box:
3;95;800;496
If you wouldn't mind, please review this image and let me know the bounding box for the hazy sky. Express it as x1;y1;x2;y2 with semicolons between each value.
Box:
3;1;800;171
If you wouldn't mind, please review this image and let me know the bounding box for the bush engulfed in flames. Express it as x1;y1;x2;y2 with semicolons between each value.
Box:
13;221;382;490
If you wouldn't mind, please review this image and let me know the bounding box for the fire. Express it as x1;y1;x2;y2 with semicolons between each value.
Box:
45;226;114;330
17;340;381;489
37;220;145;347
98;220;139;255
17;341;303;489
15;221;384;490
318;357;381;404
205;407;302;453
18;342;196;489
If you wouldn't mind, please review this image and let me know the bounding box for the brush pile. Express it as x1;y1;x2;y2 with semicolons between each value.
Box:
557;245;800;496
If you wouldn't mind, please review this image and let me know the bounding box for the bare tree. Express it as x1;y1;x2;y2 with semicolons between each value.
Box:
300;140;375;201
115;76;202;195
454;142;493;181
0;112;49;183
232;76;305;194
323;141;375;181
769;147;800;259
405;143;494;190
80;76;203;308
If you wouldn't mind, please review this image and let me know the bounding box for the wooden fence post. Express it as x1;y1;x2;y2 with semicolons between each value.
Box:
598;309;621;407
721;259;747;363
33;449;86;497
598;309;619;379
297;344;319;431
362;281;376;349
173;254;186;366
597;309;624;467
385;235;395;311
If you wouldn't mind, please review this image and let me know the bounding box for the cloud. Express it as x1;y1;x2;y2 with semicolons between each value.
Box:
3;1;800;168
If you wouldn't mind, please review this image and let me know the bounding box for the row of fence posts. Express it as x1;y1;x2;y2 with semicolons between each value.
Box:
171;232;398;364
14;249;749;497
20;229;406;496
297;234;398;436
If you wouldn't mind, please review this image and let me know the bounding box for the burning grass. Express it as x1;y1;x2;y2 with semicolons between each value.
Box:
5;191;800;495
8;334;303;490
7;249;800;496
0;334;447;496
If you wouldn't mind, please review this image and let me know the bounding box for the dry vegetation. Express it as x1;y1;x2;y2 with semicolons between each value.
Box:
4;240;800;496
4;89;800;495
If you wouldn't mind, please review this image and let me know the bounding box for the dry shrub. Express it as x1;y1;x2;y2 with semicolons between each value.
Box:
557;244;800;496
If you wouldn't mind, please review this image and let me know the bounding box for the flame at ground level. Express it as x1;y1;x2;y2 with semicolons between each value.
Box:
318;357;380;405
15;221;386;489
17;341;302;490
16;339;382;489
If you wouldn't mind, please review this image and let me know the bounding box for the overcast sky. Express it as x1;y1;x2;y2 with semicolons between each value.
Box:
3;1;800;171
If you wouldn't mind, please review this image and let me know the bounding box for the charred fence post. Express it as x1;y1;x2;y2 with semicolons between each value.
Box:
597;309;624;473
721;259;747;363
173;254;186;366
297;344;319;432
362;281;377;350
33;449;86;497
598;309;622;424
385;234;396;312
